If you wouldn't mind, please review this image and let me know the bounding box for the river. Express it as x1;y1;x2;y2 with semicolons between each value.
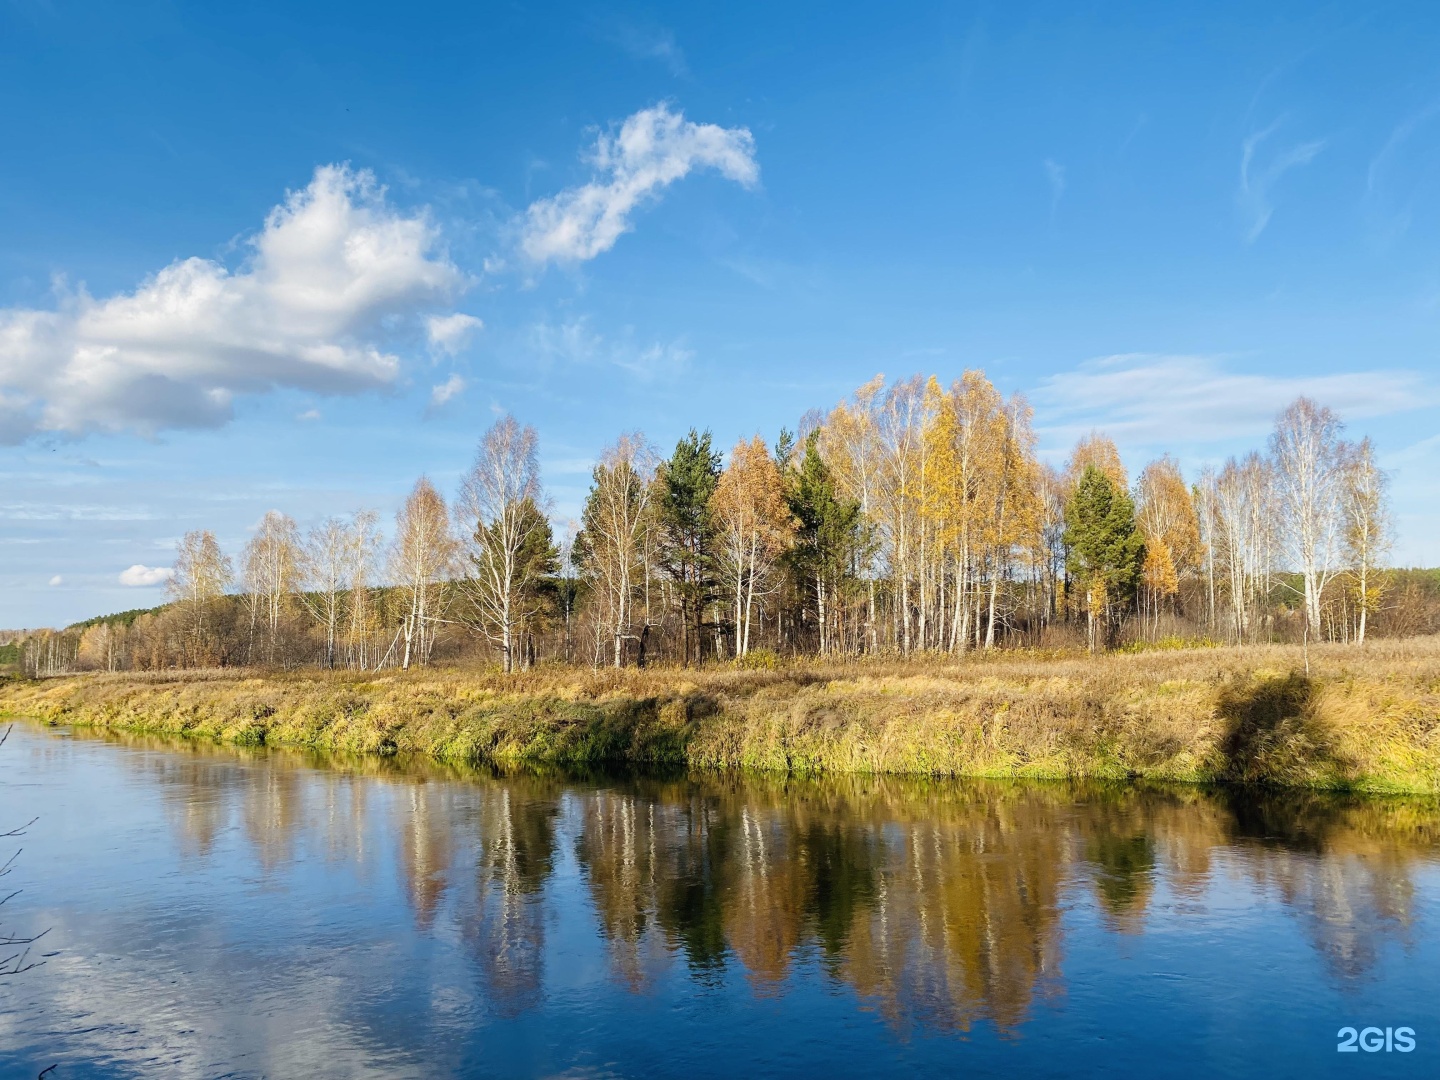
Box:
0;721;1435;1078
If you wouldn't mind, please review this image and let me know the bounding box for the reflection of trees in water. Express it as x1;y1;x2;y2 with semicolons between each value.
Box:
1223;791;1423;980
573;775;1436;1030
575;777;1065;1031
121;739;258;860
722;804;812;990
577;790;667;989
1075;793;1159;932
1249;852;1413;979
655;791;733;975
242;767;307;871
121;733;1440;1034
462;784;557;1016
839;790;1065;1035
396;782;456;930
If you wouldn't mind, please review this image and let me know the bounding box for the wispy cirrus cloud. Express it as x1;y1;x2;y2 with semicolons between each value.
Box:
596;19;688;76
1033;353;1436;447
0;502;161;521
1238;118;1325;241
0;165;469;443
520;104;759;266
526;316;693;381
1043;159;1066;216
526;318;602;366
1364;103;1440;246
613;340;694;380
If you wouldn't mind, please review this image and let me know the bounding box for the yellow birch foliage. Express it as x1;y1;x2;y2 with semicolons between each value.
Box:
1066;433;1128;492
1142;540;1180;599
712;436;797;655
1136;455;1202;580
923;371;1003;564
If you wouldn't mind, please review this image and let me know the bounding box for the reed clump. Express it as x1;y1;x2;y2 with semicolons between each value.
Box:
3;637;1439;792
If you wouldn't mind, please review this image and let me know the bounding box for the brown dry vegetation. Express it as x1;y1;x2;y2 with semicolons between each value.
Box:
3;637;1440;792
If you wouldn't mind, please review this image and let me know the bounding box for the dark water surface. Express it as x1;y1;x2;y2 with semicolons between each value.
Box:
0;722;1437;1078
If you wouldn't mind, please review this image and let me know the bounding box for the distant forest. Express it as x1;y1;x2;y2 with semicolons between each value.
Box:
11;373;1438;677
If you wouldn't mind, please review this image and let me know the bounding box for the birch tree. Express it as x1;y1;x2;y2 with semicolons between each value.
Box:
1211;454;1276;642
711;436;796;657
458;415;556;672
821;377;886;651
557;521;580;664
980;394;1042;648
345;510;382;667
1036;463;1069;627
167;530;232;666
924;371;1003;652
873;376;930;651
242;511;301;664
1194;466;1219;632
1340;437;1391;644
1066;432;1128;491
1270;398;1346;637
300;510;376;668
390;478;456;670
576;434;658;667
1135;456;1202;631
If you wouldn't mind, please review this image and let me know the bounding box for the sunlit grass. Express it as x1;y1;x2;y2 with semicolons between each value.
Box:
3;636;1438;792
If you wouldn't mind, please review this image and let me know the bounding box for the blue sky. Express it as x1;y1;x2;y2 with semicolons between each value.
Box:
3;0;1439;627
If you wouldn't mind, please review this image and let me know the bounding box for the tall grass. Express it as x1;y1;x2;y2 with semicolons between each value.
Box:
3;637;1438;792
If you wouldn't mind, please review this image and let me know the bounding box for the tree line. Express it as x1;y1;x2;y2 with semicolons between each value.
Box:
20;372;1427;675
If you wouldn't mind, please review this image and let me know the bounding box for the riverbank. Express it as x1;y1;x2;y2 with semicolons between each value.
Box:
3;638;1439;792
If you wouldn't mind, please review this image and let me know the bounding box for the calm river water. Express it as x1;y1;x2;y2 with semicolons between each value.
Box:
0;722;1437;1078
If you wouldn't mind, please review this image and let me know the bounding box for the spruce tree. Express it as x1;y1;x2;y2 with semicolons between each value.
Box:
1063;464;1146;650
786;433;863;655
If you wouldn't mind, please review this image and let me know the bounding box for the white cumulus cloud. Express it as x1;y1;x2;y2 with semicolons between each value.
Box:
119;564;174;587
521;104;759;265
426;312;483;355
429;373;467;407
48;575;63;586
0;164;468;443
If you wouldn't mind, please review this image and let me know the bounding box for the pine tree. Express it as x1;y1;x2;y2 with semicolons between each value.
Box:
656;430;722;665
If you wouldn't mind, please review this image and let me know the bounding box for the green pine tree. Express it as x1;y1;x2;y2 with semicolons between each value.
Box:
656;429;722;665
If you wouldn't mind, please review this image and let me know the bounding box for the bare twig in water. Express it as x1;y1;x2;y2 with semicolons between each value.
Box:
0;724;49;978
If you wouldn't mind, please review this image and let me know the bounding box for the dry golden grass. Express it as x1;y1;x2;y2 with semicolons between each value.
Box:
3;637;1439;791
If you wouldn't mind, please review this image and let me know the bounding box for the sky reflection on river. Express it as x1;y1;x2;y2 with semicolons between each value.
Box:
0;723;1436;1078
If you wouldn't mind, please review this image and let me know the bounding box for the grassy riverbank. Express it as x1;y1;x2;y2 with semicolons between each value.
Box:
3;638;1439;792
